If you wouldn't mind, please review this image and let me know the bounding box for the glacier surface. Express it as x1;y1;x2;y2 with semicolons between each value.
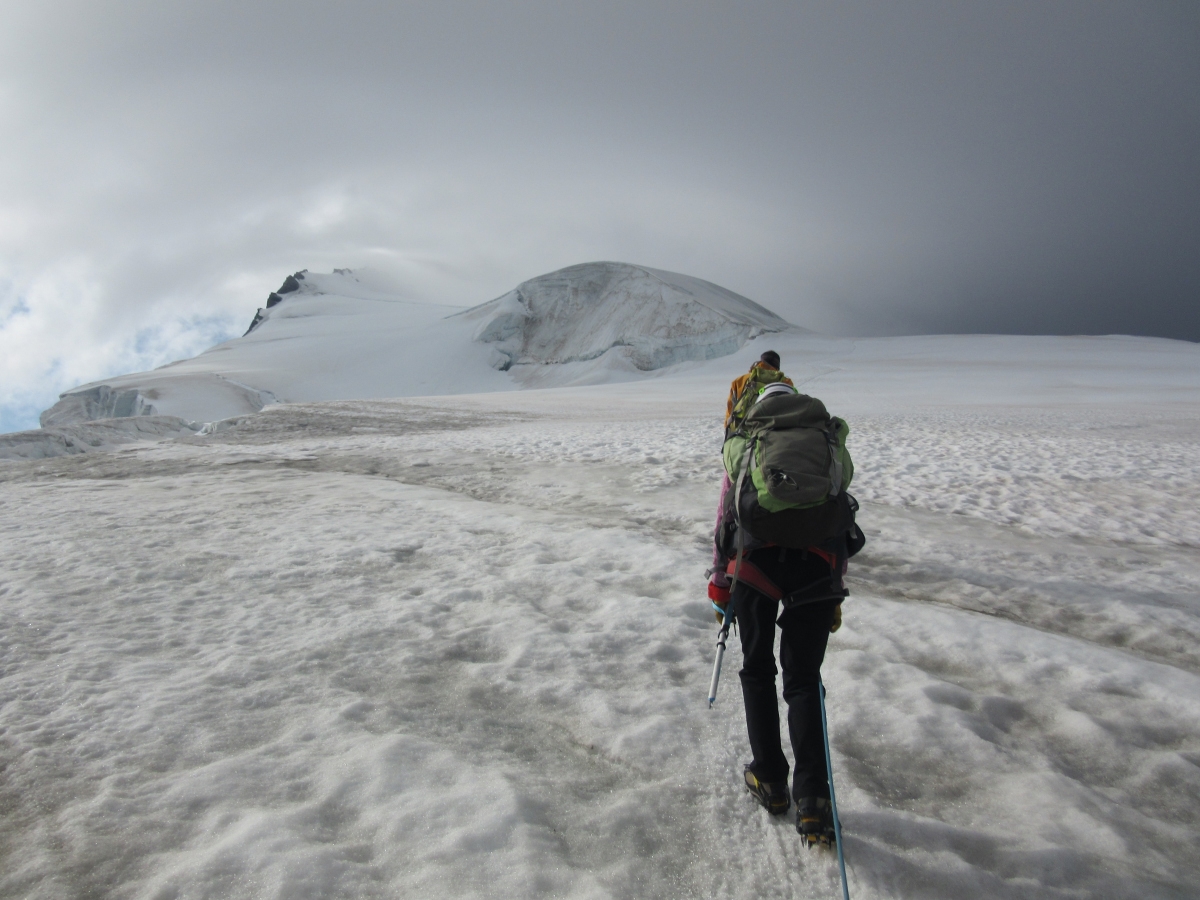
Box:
2;333;1199;898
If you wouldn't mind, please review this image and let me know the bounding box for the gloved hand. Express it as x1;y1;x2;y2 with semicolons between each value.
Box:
708;581;731;624
829;602;843;633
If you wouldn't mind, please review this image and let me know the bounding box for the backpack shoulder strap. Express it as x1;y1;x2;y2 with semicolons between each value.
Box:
825;418;844;497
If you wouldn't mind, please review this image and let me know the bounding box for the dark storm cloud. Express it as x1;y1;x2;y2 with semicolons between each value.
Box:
2;1;1198;428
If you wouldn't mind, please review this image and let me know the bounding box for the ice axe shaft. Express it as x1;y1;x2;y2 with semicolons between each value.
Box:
707;572;738;707
709;442;751;707
707;623;730;707
707;586;738;707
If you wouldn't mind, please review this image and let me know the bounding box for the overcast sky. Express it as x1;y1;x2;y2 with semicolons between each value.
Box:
2;1;1198;431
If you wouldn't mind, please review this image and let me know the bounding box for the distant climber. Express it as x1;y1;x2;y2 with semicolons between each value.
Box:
724;351;793;431
707;352;864;846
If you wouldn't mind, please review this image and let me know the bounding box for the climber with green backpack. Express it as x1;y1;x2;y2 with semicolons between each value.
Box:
707;351;796;608
706;352;865;847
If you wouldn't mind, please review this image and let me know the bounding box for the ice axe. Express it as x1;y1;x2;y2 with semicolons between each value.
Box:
706;593;735;707
708;441;754;707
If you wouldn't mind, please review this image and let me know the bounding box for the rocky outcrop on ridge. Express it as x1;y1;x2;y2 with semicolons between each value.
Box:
244;270;309;335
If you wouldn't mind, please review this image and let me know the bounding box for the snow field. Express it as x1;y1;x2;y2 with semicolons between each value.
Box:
851;410;1200;547
830;600;1200;897
2;386;1199;898
0;468;712;899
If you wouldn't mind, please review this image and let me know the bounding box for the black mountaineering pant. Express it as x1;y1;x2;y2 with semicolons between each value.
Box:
734;547;840;802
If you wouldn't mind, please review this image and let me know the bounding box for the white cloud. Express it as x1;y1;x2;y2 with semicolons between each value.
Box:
0;258;244;431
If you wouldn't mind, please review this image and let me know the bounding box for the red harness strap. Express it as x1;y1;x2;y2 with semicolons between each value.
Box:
809;546;837;569
725;547;838;603
725;557;783;601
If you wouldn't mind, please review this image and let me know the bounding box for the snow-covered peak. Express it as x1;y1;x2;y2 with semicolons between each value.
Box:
37;262;797;427
268;268;412;303
456;261;794;372
243;268;415;334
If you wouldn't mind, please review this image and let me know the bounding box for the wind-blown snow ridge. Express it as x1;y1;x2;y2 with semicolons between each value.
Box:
457;261;793;372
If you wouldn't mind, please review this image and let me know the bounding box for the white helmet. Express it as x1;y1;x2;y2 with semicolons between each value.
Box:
757;382;796;402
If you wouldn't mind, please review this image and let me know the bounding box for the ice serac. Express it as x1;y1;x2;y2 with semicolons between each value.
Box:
39;385;157;427
456;262;794;374
41;373;277;429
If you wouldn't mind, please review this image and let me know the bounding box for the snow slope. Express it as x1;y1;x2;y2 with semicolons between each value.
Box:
39;269;509;427
2;334;1199;898
37;264;792;428
456;261;790;376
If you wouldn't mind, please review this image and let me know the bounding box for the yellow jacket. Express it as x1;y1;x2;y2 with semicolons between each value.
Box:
725;363;794;426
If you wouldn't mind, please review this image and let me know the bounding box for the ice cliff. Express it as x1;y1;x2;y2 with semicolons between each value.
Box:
457;262;791;372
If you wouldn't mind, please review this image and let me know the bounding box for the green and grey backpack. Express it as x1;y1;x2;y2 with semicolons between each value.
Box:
720;386;856;550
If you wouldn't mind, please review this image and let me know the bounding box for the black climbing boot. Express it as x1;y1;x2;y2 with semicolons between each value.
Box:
796;797;835;848
744;766;790;816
